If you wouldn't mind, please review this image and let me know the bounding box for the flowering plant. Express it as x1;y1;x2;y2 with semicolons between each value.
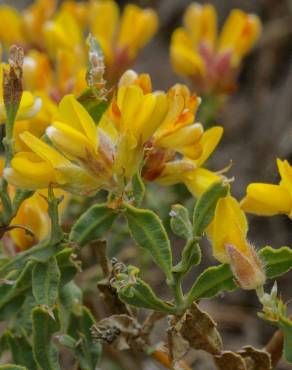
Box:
0;2;291;370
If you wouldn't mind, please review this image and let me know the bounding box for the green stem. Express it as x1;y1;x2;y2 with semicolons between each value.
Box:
4;103;18;167
0;178;12;225
169;274;184;314
48;187;64;245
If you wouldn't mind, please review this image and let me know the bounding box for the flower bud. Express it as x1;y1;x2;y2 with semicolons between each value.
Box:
225;243;266;290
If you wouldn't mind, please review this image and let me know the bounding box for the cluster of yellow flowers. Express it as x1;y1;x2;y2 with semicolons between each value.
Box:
1;0;287;292
170;3;261;95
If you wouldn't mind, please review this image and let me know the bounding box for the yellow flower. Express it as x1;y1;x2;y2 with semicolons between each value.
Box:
183;126;224;196
9;191;51;251
89;0;158;79
22;0;57;48
0;64;42;123
43;10;83;60
13;92;58;152
170;3;261;94
5;71;217;196
241;159;292;217
208;195;266;289
0;158;66;251
0;6;24;46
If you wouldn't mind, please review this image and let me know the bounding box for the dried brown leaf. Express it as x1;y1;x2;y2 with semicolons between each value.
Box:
176;302;223;355
91;314;140;351
214;351;247;370
238;346;272;370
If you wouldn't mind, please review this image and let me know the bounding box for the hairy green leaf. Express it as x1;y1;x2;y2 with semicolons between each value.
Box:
170;204;192;240
173;238;201;275
0;261;33;314
60;281;82;312
124;204;172;279
67;305;101;370
186;264;236;304
193;181;229;237
32;257;60;307
56;248;80;287
259;246;292;279
2;330;37;370
118;278;175;313
32;306;61;370
70;204;118;246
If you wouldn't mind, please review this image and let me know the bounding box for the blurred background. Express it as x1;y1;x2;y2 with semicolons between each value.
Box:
1;0;292;369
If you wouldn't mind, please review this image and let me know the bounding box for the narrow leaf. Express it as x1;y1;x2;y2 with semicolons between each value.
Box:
193;181;229;237
0;261;33;312
118;278;175;313
173;238;201;274
186;264;236;303
124;204;172;279
170;204;192;240
2;330;37;370
32;257;60;307
32;306;61;370
67;305;101;370
259;246;292;279
70;204;117;246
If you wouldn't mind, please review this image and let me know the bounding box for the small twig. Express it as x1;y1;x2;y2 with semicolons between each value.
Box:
264;327;284;367
141;311;166;338
92;240;110;278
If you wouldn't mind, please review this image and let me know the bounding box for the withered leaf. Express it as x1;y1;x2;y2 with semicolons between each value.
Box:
168;326;190;364
176;302;223;355
91;314;140;351
238;346;272;370
214;351;247;370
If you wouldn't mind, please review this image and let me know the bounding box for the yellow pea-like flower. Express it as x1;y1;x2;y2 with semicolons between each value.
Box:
208;195;266;290
241;159;292;218
170;2;261;94
183;126;224;196
89;0;158;79
0;6;24;46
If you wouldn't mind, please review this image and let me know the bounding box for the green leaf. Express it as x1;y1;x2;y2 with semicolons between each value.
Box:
0;261;33;314
124;204;172;279
57;334;77;349
32;257;60;307
118;278;175;313
60;281;82;312
32;306;61;370
173;238;201;275
70;203;118;246
186;264;236;304
279;316;292;363
132;172;145;207
0;241;59;278
259;246;292;279
170;204;192;240
79;97;108;122
0;366;28;370
2;330;37;370
56;248;80;287
67;306;101;370
193;181;229;237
